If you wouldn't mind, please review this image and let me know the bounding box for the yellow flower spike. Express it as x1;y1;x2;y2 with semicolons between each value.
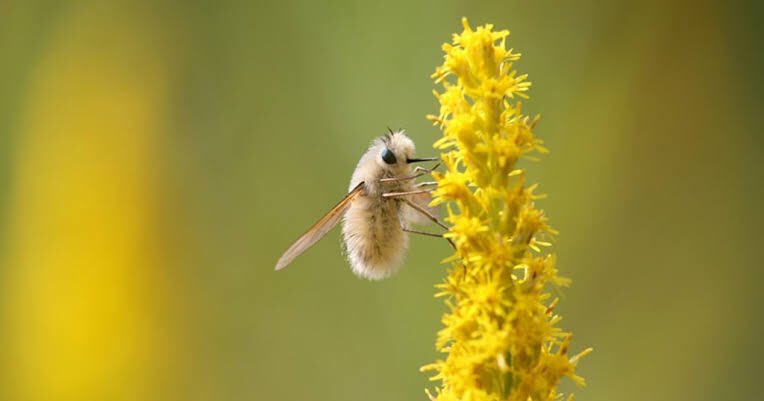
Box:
424;18;590;401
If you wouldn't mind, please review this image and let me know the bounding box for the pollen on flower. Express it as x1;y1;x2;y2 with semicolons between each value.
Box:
423;18;591;401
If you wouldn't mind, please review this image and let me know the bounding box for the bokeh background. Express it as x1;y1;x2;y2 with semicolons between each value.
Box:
1;1;762;400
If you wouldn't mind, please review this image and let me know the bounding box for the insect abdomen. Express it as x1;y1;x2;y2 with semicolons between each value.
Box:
341;196;408;280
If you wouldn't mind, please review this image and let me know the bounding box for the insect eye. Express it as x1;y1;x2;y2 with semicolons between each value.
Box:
381;148;397;164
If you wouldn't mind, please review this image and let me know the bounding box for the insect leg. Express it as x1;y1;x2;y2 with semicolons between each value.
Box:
400;199;468;277
379;163;441;183
415;181;438;188
400;198;449;230
382;189;431;198
413;162;440;174
402;227;443;238
379;172;425;183
401;227;455;249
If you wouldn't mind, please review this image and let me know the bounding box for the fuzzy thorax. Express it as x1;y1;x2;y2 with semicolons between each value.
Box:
341;131;418;280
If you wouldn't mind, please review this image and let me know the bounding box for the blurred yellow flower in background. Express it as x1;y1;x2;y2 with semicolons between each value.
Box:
1;3;184;401
422;18;591;401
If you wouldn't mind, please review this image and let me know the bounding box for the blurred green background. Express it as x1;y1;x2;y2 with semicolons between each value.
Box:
1;1;762;400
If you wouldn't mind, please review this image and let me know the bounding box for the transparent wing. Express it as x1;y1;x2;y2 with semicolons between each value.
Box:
275;182;365;271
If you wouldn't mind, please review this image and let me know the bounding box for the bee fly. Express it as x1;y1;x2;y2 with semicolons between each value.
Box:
275;129;448;280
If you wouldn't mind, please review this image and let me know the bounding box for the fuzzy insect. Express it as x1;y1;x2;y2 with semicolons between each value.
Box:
275;130;445;280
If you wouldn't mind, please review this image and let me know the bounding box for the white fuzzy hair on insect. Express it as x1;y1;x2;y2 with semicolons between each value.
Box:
275;129;447;280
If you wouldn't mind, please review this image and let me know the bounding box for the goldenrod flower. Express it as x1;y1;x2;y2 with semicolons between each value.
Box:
422;18;592;401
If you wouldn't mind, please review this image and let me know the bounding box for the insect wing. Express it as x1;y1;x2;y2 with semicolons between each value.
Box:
275;182;365;270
